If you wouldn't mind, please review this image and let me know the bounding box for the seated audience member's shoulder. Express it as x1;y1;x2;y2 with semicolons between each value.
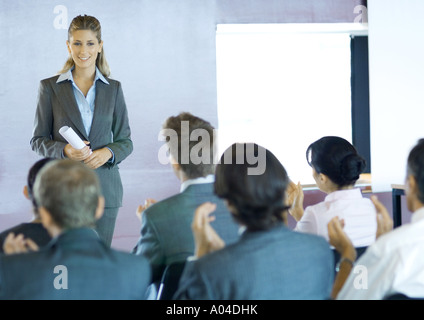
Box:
371;221;418;255
115;248;151;270
289;227;331;250
143;193;187;216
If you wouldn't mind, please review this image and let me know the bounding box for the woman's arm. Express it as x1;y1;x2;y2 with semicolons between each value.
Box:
287;180;305;221
106;81;133;165
30;80;66;159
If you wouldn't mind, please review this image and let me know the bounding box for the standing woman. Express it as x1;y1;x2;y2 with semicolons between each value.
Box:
30;15;133;247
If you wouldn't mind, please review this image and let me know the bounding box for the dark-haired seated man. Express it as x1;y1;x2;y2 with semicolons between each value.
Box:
0;160;150;300
133;112;240;284
174;143;334;300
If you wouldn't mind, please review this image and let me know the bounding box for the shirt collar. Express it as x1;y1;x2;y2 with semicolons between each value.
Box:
56;66;109;85
324;188;362;202
180;174;215;193
411;207;424;224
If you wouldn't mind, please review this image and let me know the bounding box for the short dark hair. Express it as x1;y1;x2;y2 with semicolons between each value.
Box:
162;112;216;179
27;158;55;209
407;139;424;204
33;160;101;229
306;136;366;187
214;143;289;231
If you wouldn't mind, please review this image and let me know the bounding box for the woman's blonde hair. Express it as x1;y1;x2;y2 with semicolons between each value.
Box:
58;15;110;77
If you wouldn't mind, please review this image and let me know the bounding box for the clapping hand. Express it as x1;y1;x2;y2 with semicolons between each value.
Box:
192;202;225;258
286;180;304;221
327;217;357;261
3;233;39;255
135;198;157;223
371;195;393;239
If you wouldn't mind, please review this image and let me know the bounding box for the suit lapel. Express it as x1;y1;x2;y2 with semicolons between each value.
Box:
89;80;110;140
53;80;89;140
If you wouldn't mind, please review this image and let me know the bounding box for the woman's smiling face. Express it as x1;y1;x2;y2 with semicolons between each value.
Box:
67;29;103;72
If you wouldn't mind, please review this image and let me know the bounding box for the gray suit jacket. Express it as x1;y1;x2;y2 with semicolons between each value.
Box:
133;183;240;283
0;228;151;300
174;224;334;300
30;75;133;207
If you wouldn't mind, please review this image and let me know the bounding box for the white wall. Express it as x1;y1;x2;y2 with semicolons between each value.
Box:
368;0;424;191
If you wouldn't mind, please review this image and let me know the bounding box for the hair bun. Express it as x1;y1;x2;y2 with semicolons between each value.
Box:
340;154;366;184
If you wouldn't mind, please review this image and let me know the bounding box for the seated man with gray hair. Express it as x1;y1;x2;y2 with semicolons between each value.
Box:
0;159;151;300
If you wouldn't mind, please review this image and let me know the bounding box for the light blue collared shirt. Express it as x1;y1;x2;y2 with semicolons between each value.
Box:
57;67;109;137
57;67;114;163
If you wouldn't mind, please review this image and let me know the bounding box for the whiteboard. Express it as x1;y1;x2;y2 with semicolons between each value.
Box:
216;24;360;185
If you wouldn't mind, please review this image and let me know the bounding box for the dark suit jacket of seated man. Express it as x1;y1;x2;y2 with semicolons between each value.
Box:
0;160;151;300
133;180;240;283
132;112;240;283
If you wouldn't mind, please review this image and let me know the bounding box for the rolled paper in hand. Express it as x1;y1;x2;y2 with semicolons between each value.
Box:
59;126;88;150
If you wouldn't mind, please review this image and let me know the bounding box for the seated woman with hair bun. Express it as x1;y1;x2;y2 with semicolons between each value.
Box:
288;136;377;250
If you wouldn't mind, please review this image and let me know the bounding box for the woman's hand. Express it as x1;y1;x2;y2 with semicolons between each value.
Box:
192;202;225;258
83;147;113;170
287;180;304;221
64;141;92;161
